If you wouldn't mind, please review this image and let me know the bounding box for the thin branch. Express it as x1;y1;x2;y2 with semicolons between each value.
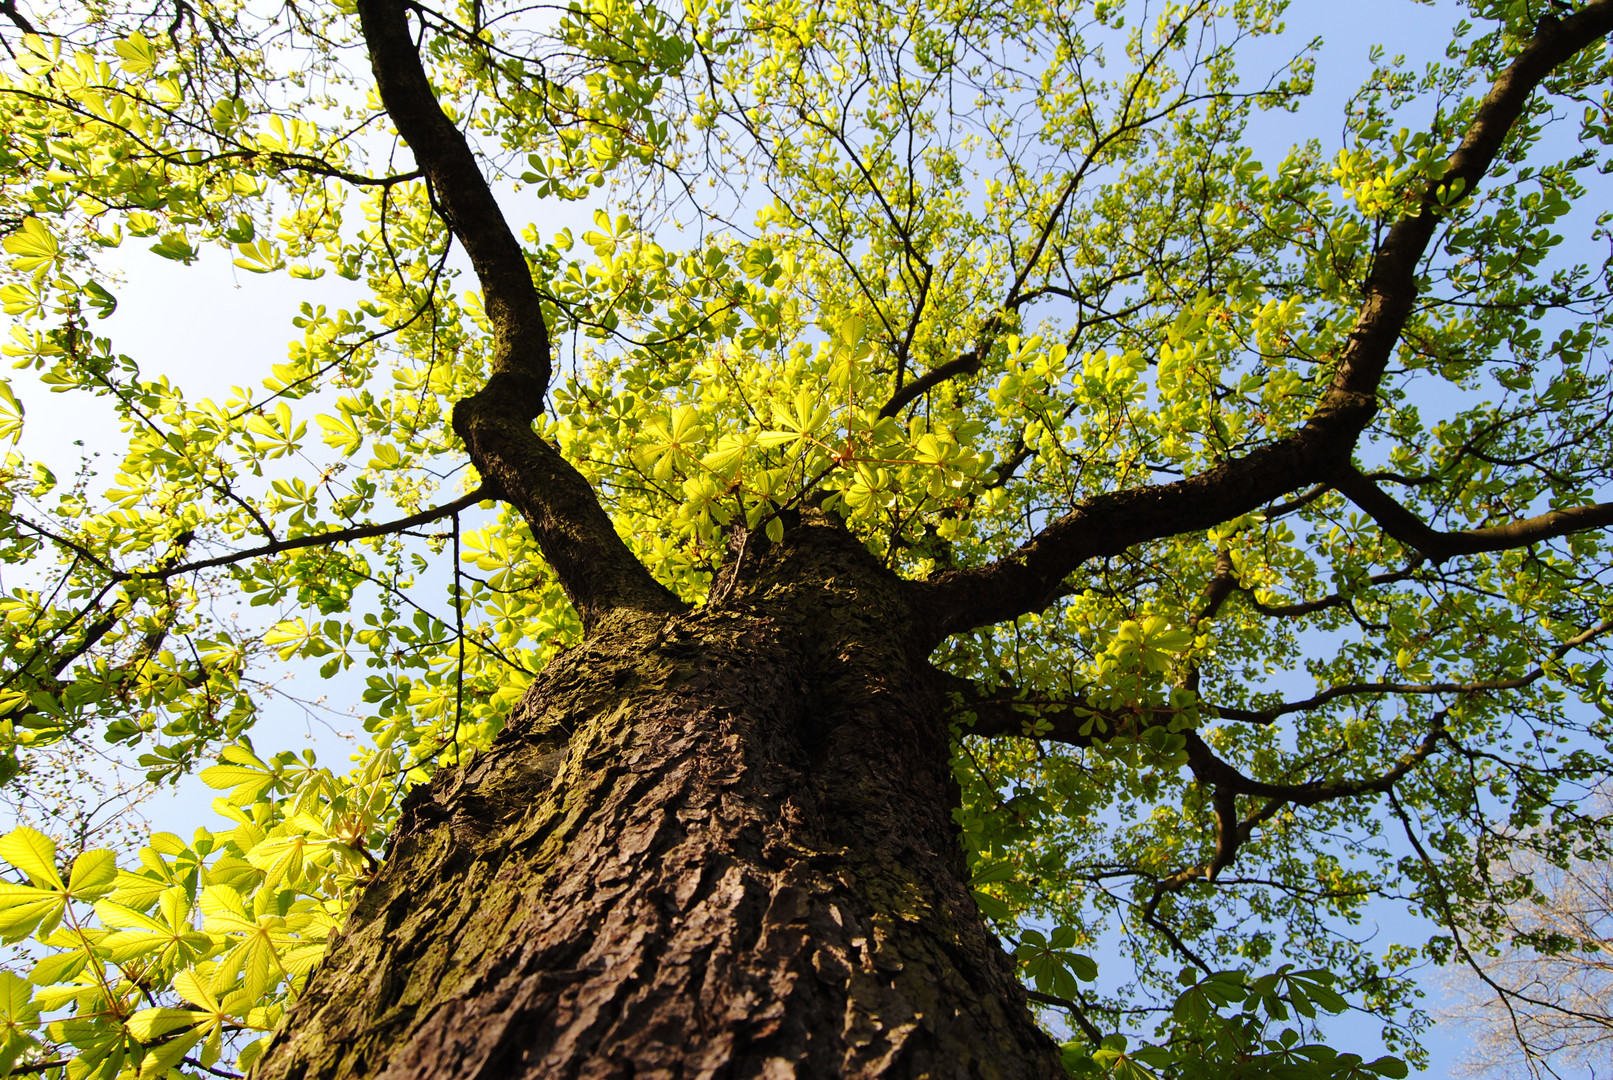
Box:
1024;988;1106;1045
1390;791;1554;1080
40;487;491;582
1241;562;1426;618
1207;617;1611;725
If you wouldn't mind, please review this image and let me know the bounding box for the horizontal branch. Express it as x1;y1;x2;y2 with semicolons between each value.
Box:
944;673;1112;745
951;597;1611;879
1180;725;1443;808
0;84;425;191
1149;716;1447;891
154;487;492;577
11;487;492;583
952;671;1449;809
1241;563;1424;618
1334;466;1613;563
956;614;1610;741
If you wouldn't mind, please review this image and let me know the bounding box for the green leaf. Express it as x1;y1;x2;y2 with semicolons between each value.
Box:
113;32;156;73
0;379;24;444
2;218;58;271
969;862;1017;886
0;969;40;1073
235;239;286;273
200;764;276;802
0;886;65;943
971;889;1014;922
149;233;197;263
29;947;90;986
0;969;39;1025
137;1024;203;1078
68;850;118;899
0;827;63;890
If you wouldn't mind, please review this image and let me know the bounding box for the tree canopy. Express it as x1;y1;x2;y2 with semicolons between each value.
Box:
1;0;1612;1075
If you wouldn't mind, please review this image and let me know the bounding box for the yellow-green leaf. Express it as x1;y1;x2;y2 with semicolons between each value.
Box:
0;828;63;890
2;219;58;272
68;850;118;899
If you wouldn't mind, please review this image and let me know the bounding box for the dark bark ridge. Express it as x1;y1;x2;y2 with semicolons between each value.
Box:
254;520;1064;1079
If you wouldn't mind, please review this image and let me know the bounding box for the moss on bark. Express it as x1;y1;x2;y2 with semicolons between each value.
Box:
253;517;1064;1079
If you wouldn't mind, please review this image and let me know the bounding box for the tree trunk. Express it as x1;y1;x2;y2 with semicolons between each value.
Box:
253;515;1064;1079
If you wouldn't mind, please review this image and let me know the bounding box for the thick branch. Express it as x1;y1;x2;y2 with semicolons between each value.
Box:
1194;548;1238;623
355;0;682;625
1149;718;1446;890
945;674;1115;744
1242;563;1425;618
1207;787;1239;880
1;0;37;34
354;0;548;391
879;349;986;419
1180;725;1443;808
907;3;1613;646
1334;466;1613;562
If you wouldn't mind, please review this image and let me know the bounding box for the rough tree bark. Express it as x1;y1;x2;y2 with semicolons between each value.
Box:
255;517;1064;1079
246;1;1613;1076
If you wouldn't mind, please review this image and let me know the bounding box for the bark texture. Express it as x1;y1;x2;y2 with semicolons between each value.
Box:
254;516;1063;1079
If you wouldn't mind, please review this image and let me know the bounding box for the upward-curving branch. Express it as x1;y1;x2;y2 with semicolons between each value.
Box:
905;0;1613;647
355;0;683;626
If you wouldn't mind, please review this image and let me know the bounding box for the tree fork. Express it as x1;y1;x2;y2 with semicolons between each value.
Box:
254;518;1064;1079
